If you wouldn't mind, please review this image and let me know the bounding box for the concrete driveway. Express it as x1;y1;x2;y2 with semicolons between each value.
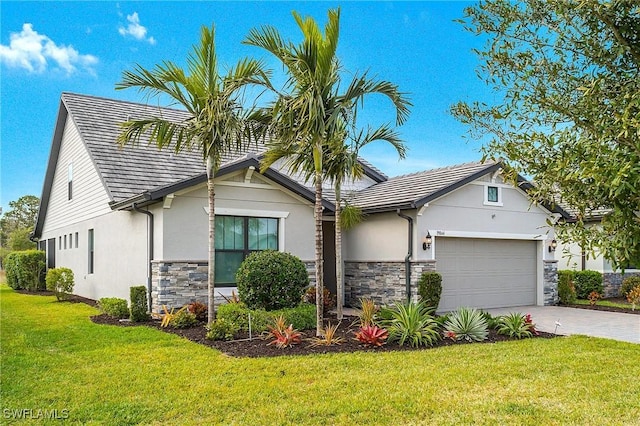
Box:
486;306;640;344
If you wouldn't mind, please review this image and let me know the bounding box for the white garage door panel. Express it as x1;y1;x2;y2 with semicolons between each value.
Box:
437;238;537;311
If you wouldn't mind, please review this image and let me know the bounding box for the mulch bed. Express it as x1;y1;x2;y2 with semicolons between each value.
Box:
564;298;639;315
15;289;99;307
90;313;558;358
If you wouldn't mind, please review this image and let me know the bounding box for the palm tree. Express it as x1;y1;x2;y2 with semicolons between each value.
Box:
245;8;410;334
326;127;407;320
116;25;270;324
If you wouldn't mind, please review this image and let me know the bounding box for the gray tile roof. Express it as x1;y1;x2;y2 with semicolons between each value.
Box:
61;92;270;203
351;161;500;212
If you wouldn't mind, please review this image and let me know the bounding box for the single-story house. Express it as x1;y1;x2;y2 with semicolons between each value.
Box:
33;93;571;312
556;209;640;297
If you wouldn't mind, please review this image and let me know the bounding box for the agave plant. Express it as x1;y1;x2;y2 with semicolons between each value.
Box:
354;325;389;347
496;312;534;339
383;301;440;348
443;307;488;342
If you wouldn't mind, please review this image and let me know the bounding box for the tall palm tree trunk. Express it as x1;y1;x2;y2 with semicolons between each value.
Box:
334;181;344;320
314;171;324;336
207;154;216;325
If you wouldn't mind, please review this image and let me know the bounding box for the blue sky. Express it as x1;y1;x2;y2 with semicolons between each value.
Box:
0;1;494;213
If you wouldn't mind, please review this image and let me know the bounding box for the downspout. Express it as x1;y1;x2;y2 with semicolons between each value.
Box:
132;203;154;312
396;209;413;303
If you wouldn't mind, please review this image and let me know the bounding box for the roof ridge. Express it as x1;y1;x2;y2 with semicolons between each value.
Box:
61;92;189;114
387;160;493;180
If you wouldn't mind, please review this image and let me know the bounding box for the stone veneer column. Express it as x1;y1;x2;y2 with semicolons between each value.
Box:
344;260;436;306
543;260;559;306
151;260;210;313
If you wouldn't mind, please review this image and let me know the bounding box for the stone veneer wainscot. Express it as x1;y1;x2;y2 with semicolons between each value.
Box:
151;260;316;313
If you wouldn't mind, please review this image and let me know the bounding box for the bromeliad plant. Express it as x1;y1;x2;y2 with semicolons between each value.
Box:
354;325;389;347
382;301;440;348
496;312;534;339
265;315;302;348
443;307;488;342
588;291;601;306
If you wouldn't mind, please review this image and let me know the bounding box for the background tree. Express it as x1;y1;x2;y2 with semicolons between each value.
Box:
0;195;39;247
0;195;39;266
451;0;640;269
116;25;270;323
246;8;410;334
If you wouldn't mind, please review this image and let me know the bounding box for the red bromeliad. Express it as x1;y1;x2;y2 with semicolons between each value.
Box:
355;325;388;347
524;314;539;336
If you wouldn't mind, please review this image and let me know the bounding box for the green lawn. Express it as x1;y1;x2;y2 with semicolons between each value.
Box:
1;286;639;425
575;298;635;310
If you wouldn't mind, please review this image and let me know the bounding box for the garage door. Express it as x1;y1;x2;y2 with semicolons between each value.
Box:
437;238;537;312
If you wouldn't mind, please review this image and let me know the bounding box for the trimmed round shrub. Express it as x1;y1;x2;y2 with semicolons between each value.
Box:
558;270;577;304
573;270;603;299
235;250;309;311
45;267;74;301
417;272;442;310
620;276;640;298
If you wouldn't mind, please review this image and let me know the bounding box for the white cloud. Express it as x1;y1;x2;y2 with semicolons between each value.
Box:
0;23;98;74
118;12;156;45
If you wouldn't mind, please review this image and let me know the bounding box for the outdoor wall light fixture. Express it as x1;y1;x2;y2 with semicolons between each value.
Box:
548;239;557;253
422;232;432;250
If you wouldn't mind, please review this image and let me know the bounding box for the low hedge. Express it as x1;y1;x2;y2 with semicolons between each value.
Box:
98;298;129;319
216;302;316;334
4;250;46;291
573;270;603;299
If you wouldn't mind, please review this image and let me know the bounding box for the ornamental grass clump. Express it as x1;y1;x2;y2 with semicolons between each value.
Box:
310;322;344;346
443;307;488;342
382;301;440;348
355;298;378;327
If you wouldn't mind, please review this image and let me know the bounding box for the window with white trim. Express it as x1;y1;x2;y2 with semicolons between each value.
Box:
214;216;279;286
484;184;503;206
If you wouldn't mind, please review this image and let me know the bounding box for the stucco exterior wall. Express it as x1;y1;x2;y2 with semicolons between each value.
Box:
416;182;554;263
343;211;413;262
40;210;148;301
160;176;316;262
